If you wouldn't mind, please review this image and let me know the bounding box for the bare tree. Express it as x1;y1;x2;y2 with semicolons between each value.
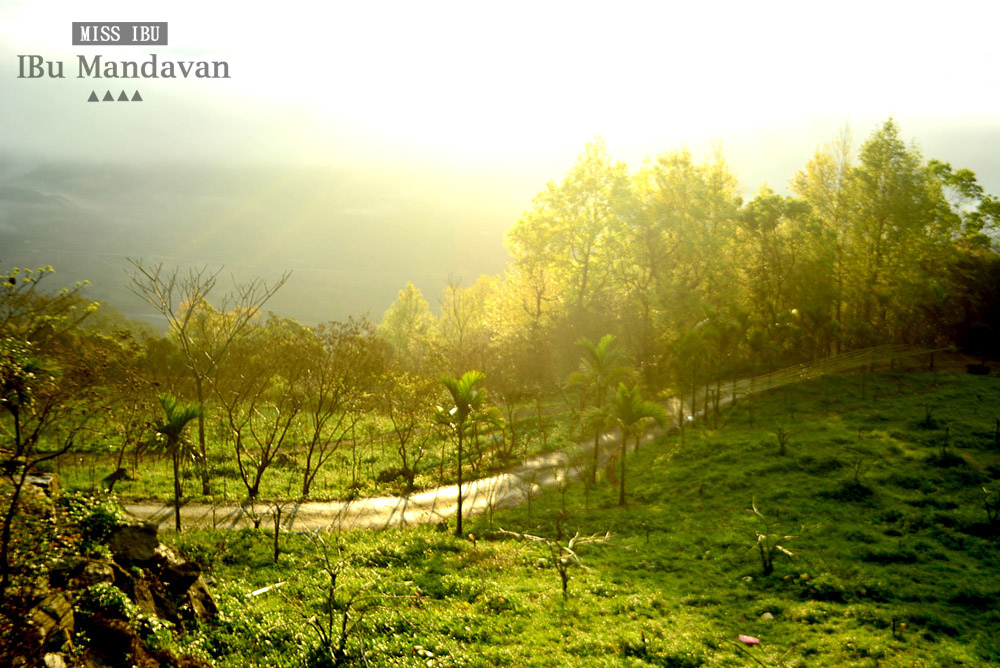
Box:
214;314;307;501
499;528;610;599
283;531;411;665
381;370;433;491
127;260;290;495
299;320;381;498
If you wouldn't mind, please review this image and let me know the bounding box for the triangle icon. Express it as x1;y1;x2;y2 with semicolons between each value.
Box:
102;90;114;102
87;91;99;102
131;90;143;102
117;90;129;102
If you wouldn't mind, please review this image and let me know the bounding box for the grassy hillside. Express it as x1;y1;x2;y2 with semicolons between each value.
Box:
155;370;999;667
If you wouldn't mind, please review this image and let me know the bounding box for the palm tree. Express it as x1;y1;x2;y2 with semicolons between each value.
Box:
566;335;631;485
435;371;486;536
601;383;668;507
152;394;204;532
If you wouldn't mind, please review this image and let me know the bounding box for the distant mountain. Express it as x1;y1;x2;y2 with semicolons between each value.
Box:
0;159;518;329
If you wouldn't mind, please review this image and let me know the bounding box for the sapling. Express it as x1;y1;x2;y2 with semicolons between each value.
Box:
773;426;792;456
983;487;1000;529
749;499;801;576
285;531;412;665
499;527;610;599
918;404;938;430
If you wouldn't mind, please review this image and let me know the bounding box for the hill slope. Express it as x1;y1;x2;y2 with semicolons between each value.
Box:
160;370;1000;666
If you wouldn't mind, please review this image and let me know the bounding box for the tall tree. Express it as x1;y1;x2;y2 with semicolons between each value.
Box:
127;261;289;495
151;394;204;532
505;138;632;335
435;370;487;537
790;127;854;351
846;118;935;342
566;335;632;485
599;383;668;507
379;282;435;370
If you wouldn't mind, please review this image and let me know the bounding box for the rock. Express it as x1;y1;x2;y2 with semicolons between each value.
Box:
50;558;115;590
186;577;219;620
78;560;116;588
108;523;159;563
150;586;180;624
43;653;67;668
25;472;60;497
761;612;775;620
163;561;201;595
29;592;74;651
132;578;158;618
153;542;185;567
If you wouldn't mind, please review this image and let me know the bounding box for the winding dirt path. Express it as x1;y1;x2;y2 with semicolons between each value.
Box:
125;429;635;532
125;345;931;532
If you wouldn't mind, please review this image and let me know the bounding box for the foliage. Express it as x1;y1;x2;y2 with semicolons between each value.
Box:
75;581;139;621
152;393;204;532
134;371;1000;667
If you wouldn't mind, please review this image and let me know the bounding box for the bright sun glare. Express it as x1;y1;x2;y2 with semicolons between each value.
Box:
2;0;999;167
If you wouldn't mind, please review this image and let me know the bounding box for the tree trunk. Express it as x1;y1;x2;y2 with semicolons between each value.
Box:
172;449;182;532
618;434;627;507
273;505;281;563
591;432;600;486
195;377;211;496
455;430;464;537
0;477;25;599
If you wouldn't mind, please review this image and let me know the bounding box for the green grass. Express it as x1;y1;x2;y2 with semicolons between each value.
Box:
154;371;1000;666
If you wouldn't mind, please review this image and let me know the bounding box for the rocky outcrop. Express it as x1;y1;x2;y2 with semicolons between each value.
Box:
19;521;218;668
106;523;219;626
27;591;75;652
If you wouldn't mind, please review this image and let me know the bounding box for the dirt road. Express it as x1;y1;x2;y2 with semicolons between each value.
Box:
125;345;930;532
125;431;636;531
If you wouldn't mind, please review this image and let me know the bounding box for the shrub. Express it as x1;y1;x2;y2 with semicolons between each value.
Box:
75;582;138;622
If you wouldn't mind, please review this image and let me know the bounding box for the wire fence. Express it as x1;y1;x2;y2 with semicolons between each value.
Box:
688;344;938;418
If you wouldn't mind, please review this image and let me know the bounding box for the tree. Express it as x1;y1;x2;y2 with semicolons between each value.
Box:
436;275;494;374
790;127;854;352
213;314;310;501
635;148;742;337
379;282;435;371
508;139;628;315
846;119;936;342
380;370;434;491
499;528;609;600
299;319;384;498
151;394;204;532
127;260;289;495
0;265;105;598
597;383;668;507
566;334;631;485
434;370;487;536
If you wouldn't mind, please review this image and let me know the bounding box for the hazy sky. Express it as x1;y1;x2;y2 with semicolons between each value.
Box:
2;0;1000;325
3;0;999;191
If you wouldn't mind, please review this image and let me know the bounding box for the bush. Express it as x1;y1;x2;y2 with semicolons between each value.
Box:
59;491;126;545
75;582;138;622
